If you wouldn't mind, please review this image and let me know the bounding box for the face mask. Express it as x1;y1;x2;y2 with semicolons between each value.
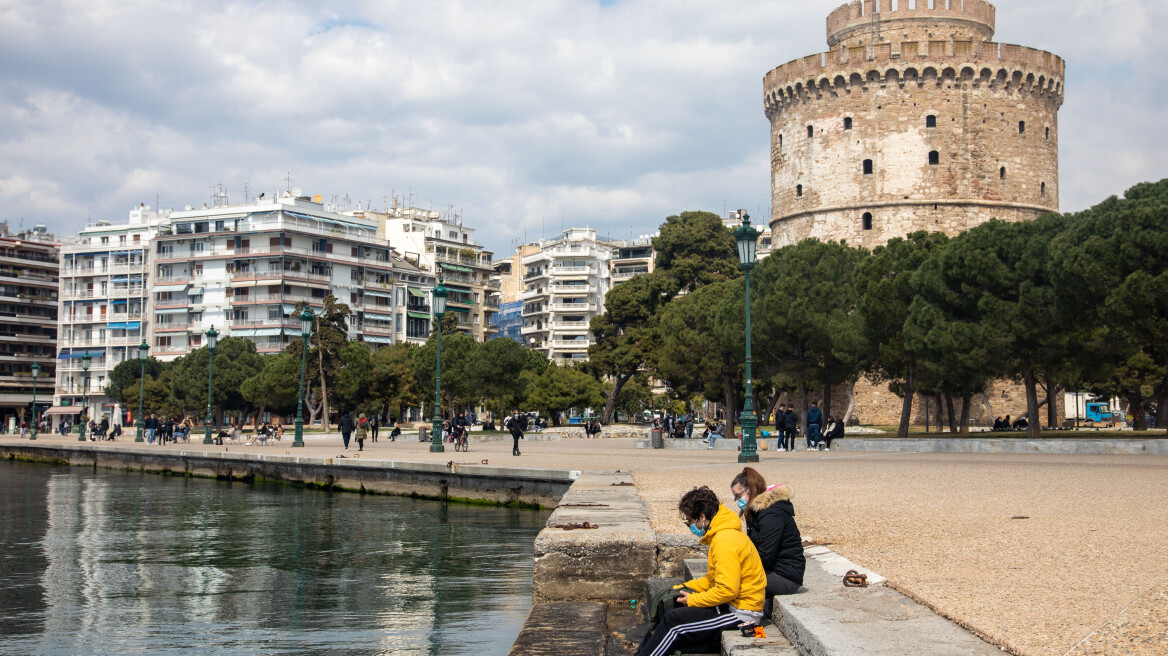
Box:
688;522;707;538
736;496;749;512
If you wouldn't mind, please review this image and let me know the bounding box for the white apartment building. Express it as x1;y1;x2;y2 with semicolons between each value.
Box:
520;228;618;363
53;205;167;429
610;237;655;285
356;207;499;342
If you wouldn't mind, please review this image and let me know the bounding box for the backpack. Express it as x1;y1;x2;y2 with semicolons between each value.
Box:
359;417;368;428
648;585;696;630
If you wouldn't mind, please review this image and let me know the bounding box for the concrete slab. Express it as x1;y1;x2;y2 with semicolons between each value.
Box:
507;601;606;656
634;438;743;450
832;437;1168;455
721;630;800;655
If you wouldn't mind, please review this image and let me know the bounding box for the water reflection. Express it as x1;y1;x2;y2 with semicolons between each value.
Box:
0;462;548;655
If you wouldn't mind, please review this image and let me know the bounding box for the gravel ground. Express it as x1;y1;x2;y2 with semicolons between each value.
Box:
7;433;1166;655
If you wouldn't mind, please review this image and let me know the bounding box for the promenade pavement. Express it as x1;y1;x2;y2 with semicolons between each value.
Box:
6;431;1166;656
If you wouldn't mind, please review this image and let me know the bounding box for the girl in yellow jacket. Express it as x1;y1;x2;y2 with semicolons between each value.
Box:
635;486;767;656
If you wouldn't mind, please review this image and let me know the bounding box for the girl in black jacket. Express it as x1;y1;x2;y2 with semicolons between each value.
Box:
731;467;806;613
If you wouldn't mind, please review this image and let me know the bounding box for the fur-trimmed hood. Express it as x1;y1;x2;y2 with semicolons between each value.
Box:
748;484;794;514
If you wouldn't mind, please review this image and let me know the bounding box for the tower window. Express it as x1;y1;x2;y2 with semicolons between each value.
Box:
779;134;783;147
863;159;873;175
1045;127;1050;140
929;151;940;165
1000;167;1006;180
1041;182;1046;196
926;115;937;128
1019;121;1025;134
807;125;814;138
844;117;853;130
862;212;873;231
796;184;803;197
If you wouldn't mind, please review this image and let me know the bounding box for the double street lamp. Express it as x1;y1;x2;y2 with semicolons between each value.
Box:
203;326;218;445
430;280;448;453
78;353;91;442
734;211;760;464
293;308;314;448
29;362;40;440
135;340;149;442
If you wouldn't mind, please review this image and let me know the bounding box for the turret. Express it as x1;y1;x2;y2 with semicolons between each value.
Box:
827;0;995;50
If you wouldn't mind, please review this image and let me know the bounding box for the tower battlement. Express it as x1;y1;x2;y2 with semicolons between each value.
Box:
827;0;996;49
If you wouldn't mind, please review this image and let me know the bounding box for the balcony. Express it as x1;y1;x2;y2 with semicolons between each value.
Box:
109;262;146;275
153;345;190;355
521;305;548;317
229;319;299;331
154;322;192;333
549;284;590;295
549;321;590;331
229;293;282;305
550;302;596;312
107;312;144;323
433;250;492;270
155;296;190;308
551;339;591;349
550;265;591;277
108;286;146;299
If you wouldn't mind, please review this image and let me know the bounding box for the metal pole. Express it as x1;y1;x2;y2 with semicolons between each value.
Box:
739;267;759;463
430;322;445;452
79;366;89;442
30;370;38;440
294;333;308;447
135;355;145;442
925;397;930;434
203;347;215;444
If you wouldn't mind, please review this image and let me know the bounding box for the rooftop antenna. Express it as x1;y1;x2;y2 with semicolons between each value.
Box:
243;182;250;205
283;172;293;192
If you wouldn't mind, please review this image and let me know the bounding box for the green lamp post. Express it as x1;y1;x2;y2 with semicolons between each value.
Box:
203;326;218;444
78;352;91;442
293;308;314;448
135;340;148;442
29;362;40;440
430;279;448;453
734;211;760;464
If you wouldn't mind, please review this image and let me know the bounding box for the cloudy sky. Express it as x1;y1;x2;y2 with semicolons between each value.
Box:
1;0;1165;256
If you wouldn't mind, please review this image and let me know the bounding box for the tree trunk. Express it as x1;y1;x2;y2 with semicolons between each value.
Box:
959;383;972;434
766;387;783;427
842;381;856;426
723;374;737;438
943;389;957;434
255;404;266;429
796;376;808;436
822;384;832;421
317;346;330;432
602;373;631;425
1021;364;1042;439
306;391;322;427
898;359;915;438
498;395;504;427
1045;379;1062;429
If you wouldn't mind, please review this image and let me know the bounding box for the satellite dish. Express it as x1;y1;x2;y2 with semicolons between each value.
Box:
292;187;302;197
313;194;322;203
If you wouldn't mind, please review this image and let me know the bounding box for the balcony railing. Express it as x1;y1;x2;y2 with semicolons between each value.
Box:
551;302;596;312
108;286;146;298
521;306;548;317
154;322;192;332
153;345;190;355
432;250;492;269
550;266;592;276
549;321;590;331
550;284;590;294
107;313;144;323
551;340;591;349
109;262;146;275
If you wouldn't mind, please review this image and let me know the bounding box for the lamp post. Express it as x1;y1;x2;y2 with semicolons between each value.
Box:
733;211;760;464
78;353;91;442
430;280;448;453
293;308;314;448
203;326;218;444
135;340;149;442
29;362;40;440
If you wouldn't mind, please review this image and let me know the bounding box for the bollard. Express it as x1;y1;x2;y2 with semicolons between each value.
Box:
418;428;429;443
651;429;664;449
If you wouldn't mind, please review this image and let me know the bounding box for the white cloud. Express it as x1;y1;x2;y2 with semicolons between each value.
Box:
0;0;1164;254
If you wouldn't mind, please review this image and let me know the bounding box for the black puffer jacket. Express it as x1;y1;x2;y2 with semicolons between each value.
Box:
745;485;806;586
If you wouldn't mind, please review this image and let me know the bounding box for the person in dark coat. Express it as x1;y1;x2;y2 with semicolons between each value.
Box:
731;467;805;616
354;413;368;451
505;410;527;456
805;402;823;450
338;412;354;451
369;414;379;442
453;411;471;448
782;407;798;452
821;416;844;450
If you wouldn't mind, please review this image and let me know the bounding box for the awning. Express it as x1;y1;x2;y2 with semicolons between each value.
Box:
282;304;297;314
407;287;427;298
253;328;283;337
44;406;81;415
111;277;128;283
363;289;392;298
154;283;189;291
154;308;189;315
107;321;141;330
440;262;473;273
63;350;104;359
365;311;394;320
57;350;70;359
363;335;392;344
110;299;128;305
407;312;431;320
189;287;204;295
231;329;257;337
283;211;377;232
443;283;472;292
445;306;469;313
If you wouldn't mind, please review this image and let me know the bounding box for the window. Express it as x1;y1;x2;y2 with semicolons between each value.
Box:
926;115;937;128
1041;182;1046;196
1000;167;1006;180
1019;121;1025;134
863;159;873;175
862;213;873;230
844;117;852;130
807;125;813;138
796;185;803;197
929;151;940;165
779;134;783;147
1045;127;1050;140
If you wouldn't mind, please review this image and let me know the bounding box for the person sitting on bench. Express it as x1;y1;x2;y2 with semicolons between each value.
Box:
820;417;844;451
635;486;766;656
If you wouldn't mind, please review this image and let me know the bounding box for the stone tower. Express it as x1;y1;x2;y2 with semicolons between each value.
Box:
764;0;1064;248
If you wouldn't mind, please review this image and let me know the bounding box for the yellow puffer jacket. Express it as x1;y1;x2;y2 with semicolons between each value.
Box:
683;504;766;611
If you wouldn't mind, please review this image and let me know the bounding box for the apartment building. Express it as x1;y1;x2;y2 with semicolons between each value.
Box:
610;237;655;285
53;205;165;429
152;195;431;359
358;207;499;342
0;224;58;431
722;210;773;261
520;228;618;363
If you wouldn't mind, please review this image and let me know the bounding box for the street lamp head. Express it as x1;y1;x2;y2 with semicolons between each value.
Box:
733;210;760;268
206;325;219;350
80;352;91;372
299;307;315;338
137;339;149;362
31;362;39;378
432;279;448;318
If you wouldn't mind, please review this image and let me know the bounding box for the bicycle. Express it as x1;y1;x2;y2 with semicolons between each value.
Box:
455;428;469;452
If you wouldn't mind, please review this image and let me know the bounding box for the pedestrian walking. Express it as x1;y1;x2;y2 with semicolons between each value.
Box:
774;404;788;451
805;402;823;450
684;412;695;439
339;411;354;451
782;406;798;452
19;420;27;439
355;413;368;451
506;410;527;456
369;414;379;442
145;413;160;444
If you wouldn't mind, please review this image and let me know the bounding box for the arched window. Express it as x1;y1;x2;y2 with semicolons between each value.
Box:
1019;121;1025;134
807;125;814;138
926;115;937;128
796;185;803;198
863;159;873;175
929;151;940;165
844;117;853;130
1000;167;1006;180
862;212;873;230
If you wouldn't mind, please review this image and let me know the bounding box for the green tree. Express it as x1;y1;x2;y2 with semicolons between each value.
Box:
470;337;530;421
613;374;654;422
368;343;422;420
332;341;373;413
587;273;663;424
169;336;265;422
287;296;350;429
855;231;949;436
104;357;166;406
651;211;739;297
412;330;479;420
240;352;301;427
526;363;605;426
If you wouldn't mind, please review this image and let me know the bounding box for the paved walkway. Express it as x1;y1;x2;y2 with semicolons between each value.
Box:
6;433;1166;655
